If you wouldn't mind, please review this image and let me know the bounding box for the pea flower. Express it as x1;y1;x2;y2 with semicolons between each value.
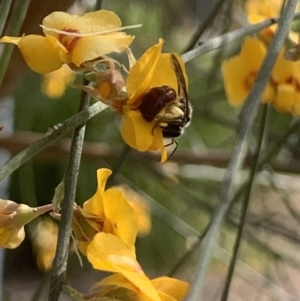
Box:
30;218;58;272
121;39;188;163
72;168;138;255
0;10;138;74
271;48;300;115
0;199;52;249
222;37;300;116
41;65;76;98
245;0;299;43
87;232;189;301
221;37;275;106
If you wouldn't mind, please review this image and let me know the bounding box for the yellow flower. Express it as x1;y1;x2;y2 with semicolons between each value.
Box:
87;232;160;301
0;199;52;249
121;39;188;163
271;49;300;115
90;274;189;301
121;185;151;237
221;37;275;106
72;168;138;255
246;0;299;43
222;37;300;115
41;65;76;98
0;10;135;74
30;218;58;272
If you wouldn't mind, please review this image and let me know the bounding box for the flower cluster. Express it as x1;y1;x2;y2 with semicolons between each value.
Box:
222;37;300;115
0;169;189;300
1;10;189;162
0;9;190;300
73;169;189;301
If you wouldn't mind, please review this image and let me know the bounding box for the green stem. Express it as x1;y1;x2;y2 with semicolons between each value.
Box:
220;104;269;301
181;12;300;63
0;0;13;35
186;1;299;300
0;0;31;86
48;81;90;301
182;0;227;53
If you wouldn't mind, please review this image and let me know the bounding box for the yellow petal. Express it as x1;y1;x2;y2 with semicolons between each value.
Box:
151;277;190;301
17;35;65;73
87;232;139;273
272;49;294;83
0;36;21;45
82;168;112;216
221;37;267;106
0;226;25;249
97;273;161;301
121;109;156;151
42;10;122;36
126;39;164;104
273;84;295;113
150;53;187;91
103;187;138;250
292;92;300;115
70;33;134;67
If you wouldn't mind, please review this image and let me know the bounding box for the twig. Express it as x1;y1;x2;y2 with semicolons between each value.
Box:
0;101;106;182
0;0;31;86
181;0;227;53
186;1;299;300
181;12;300;63
49;82;91;301
221;104;269;301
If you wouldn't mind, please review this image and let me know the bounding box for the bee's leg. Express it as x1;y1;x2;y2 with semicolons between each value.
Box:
164;139;178;160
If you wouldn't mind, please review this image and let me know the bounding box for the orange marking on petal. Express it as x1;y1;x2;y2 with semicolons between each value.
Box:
244;71;257;90
58;28;81;52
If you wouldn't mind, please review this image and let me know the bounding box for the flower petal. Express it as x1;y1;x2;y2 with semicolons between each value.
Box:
17;35;65;73
221;37;267;106
103;187;138;250
121;109;158;151
70;33;134;66
151;277;190;301
42;10;122;35
150;53;187;91
82;168;112;216
126;39;164;104
86;232;139;273
273;84;295;113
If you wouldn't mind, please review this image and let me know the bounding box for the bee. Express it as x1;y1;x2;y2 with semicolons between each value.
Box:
135;53;192;154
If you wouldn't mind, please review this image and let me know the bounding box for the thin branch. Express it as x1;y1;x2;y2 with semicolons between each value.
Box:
181;12;300;63
181;0;227;53
0;0;31;86
221;104;269;301
0;101;107;182
186;1;299;300
0;0;13;35
49;82;91;301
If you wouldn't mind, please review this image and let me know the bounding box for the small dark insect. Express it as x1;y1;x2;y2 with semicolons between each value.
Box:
135;53;192;155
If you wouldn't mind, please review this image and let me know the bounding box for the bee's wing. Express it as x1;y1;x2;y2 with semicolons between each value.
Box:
170;54;188;102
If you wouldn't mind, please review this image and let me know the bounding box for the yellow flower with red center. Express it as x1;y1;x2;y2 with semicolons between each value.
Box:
0;199;52;249
72;168;138;255
221;37;275;106
86;232;189;301
121;39;188;163
222;37;300;115
0;10;136;74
